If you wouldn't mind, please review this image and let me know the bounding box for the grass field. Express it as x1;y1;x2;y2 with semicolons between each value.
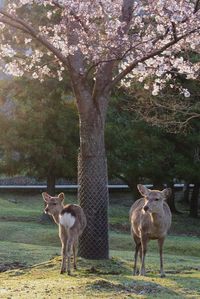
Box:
0;191;200;298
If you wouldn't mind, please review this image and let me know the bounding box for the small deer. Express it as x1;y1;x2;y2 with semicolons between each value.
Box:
130;184;172;277
42;192;87;275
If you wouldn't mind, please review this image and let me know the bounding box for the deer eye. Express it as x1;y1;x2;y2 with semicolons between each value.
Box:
52;203;57;205
155;198;159;201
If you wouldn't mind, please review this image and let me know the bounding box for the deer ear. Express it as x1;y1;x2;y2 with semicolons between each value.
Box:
137;184;150;197
58;192;65;202
162;188;172;199
42;192;51;202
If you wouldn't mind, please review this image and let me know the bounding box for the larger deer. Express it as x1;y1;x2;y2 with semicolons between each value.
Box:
130;184;172;277
42;192;87;275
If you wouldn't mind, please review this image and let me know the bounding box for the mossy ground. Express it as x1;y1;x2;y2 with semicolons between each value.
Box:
0;191;200;298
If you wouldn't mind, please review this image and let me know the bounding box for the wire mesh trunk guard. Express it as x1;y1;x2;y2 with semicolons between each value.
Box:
78;153;109;259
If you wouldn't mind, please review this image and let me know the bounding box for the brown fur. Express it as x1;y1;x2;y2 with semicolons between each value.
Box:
42;192;87;275
60;205;76;217
129;184;172;277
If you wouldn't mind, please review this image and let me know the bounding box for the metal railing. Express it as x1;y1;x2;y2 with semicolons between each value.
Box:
0;183;191;190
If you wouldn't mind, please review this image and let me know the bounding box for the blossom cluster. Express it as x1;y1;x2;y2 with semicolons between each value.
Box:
0;0;199;92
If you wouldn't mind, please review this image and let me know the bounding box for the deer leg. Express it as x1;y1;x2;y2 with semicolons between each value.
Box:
60;237;67;274
140;235;148;276
139;246;142;262
73;239;78;270
66;236;73;275
158;237;165;278
133;236;141;275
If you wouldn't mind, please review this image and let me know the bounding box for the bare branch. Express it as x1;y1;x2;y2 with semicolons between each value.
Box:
179;113;200;127
128;89;200;133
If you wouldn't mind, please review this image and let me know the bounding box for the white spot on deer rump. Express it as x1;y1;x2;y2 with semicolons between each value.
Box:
59;212;75;228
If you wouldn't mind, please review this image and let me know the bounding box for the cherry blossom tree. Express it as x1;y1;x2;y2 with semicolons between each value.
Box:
0;0;200;259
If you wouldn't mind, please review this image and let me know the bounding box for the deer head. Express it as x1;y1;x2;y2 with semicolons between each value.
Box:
137;184;171;214
42;192;65;216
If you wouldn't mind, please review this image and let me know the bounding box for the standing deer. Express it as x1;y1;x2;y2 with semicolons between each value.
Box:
42;192;87;275
130;184;172;277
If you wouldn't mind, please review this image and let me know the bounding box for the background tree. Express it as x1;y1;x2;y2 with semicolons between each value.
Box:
106;82;200;215
106;96;177;212
0;78;79;195
0;0;200;259
173;129;200;217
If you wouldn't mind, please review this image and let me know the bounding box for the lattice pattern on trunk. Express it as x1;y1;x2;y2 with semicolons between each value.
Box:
78;153;109;259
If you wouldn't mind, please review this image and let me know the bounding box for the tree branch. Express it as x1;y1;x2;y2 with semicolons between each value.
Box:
92;0;135;99
0;9;68;65
52;0;89;33
171;22;178;42
109;27;200;90
0;17;31;34
194;0;200;13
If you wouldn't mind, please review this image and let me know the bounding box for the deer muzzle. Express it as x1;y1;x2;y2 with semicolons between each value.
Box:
44;207;49;214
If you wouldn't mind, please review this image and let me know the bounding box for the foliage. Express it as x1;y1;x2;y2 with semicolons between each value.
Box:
106;97;175;195
106;92;200;197
0;1;200;90
0;78;79;181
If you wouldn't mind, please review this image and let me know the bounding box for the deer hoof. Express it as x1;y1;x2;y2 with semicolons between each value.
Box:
133;269;139;276
60;269;66;274
60;268;66;274
140;270;146;276
67;270;71;275
160;273;166;278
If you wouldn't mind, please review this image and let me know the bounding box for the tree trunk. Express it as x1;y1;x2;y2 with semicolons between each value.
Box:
47;173;56;196
182;182;190;204
78;104;109;259
126;179;140;201
189;183;200;218
166;182;180;214
152;179;164;190
39;174;56;223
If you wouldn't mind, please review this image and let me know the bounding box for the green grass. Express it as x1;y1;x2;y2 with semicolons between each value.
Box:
110;231;200;258
0;193;42;219
1;254;200;298
0;191;200;298
0;241;60;265
0;221;59;246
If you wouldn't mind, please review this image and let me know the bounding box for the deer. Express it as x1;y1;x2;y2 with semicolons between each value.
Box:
42;192;87;275
129;184;172;278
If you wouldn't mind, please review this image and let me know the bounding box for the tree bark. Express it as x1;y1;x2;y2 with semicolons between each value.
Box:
47;173;56;196
189;183;200;218
78;102;109;259
39;174;56;223
182;182;190;204
152;179;164;190
166;182;180;214
126;178;140;201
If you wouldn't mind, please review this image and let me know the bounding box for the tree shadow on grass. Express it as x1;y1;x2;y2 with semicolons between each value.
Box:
80;257;180;297
0;262;27;273
166;270;200;297
86;277;179;297
78;256;129;277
